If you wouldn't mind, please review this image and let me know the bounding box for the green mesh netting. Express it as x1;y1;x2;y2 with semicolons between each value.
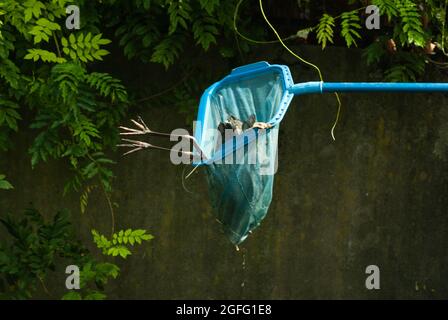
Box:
202;69;283;244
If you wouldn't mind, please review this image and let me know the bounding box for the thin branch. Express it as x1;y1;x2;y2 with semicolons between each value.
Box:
132;70;193;104
53;33;62;58
102;183;115;236
38;276;54;299
86;153;116;236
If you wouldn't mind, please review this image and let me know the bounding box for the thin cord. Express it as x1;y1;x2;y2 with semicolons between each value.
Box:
258;0;323;80
331;92;342;140
233;0;300;45
234;0;365;47
181;164;194;194
258;0;343;140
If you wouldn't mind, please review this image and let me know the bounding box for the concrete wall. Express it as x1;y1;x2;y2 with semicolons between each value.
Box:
2;46;448;299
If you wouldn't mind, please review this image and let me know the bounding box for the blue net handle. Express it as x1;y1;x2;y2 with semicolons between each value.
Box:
289;81;448;95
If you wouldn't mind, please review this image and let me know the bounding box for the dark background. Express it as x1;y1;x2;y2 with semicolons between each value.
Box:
2;44;448;299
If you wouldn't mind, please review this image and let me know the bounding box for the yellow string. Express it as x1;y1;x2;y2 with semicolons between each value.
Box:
258;0;342;140
233;0;301;45
234;0;366;47
331;91;342;141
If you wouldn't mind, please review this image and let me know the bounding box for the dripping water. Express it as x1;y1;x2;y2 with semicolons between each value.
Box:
236;246;247;298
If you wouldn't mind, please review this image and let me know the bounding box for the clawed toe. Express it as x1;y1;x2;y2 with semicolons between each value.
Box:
252;122;272;130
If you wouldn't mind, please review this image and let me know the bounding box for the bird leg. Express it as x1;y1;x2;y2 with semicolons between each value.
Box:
251;122;272;130
118;138;194;158
118;116;207;160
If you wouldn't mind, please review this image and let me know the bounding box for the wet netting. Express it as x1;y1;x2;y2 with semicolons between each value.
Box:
194;62;292;245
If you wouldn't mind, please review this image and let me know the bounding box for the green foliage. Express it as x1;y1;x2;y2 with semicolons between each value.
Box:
80;185;96;214
364;38;387;66
85;72;128;103
24;48;66;63
26;61;127;196
384;52;426;82
63;152;116;208
23;0;47;23
0;98;21;131
61;262;119;300
114;12;162;61
314;0;445;81
61;33;111;62
92;229;154;259
340;11;361;48
29;18;61;44
0;174;13;190
316;14;335;50
0;0;232;300
0;58;21;90
317;0;426;50
81;152;115;192
167;0;192;34
2;0;447;300
111;0;239;67
150;33;184;69
395;0;425;47
0;207;91;299
0;206;121;300
0;1;128;199
373;0;398;21
192;16;219;50
199;0;220;15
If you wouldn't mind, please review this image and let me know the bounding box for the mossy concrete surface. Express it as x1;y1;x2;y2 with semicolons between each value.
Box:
1;46;448;299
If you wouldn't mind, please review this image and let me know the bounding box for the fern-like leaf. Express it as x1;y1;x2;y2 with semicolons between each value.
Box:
92;228;154;259
0;174;13;190
340;11;362;48
373;0;398;21
85;72;128;103
199;0;220;15
384;53;425;82
61;33;111;62
24;49;66;63
167;0;192;34
363;39;386;65
0;98;21;131
192;16;218;50
316;14;335;50
396;0;425;47
80;185;97;214
150;34;184;69
51;63;86;104
0;58;21;89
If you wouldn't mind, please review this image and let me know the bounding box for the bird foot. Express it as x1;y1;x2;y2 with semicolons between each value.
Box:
252;122;272;130
117;116;207;160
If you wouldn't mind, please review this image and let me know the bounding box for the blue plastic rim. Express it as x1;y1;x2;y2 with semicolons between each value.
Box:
193;61;294;164
193;61;448;165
